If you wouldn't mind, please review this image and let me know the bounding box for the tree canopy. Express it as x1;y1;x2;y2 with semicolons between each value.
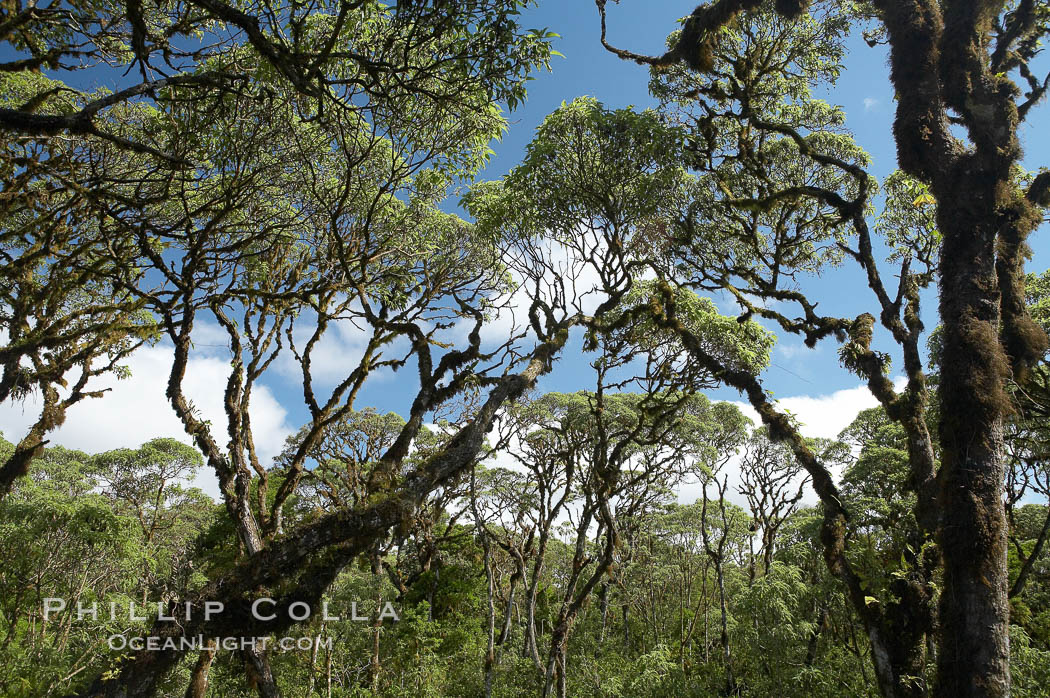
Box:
2;1;1050;697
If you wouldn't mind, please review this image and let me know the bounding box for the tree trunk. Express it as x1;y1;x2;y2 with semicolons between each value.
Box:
326;643;333;698
933;182;1012;698
184;643;217;698
370;593;383;692
714;560;733;695
497;574;519;647
306;623;323;698
542;621;568;698
622;603;630;649
479;539;496;698
804;607;827;667
598;583;609;646
244;647;280;698
523;579;543;671
556;643;568;698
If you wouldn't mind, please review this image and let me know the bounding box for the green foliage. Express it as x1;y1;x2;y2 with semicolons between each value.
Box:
1010;626;1050;698
613;280;775;377
3;0;1050;695
875;171;940;272
465;97;690;247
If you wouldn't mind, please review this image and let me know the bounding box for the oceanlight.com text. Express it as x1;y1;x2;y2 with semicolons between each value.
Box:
106;635;334;652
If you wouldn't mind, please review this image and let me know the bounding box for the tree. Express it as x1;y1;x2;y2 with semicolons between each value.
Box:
0;82;156;495
2;3;574;694
596;1;1050;694
466;96;775;695
0;438;217;697
739;429;814;581
93;439;211;602
0;0;557;500
0;1;556;159
698;464;745;693
1006;269;1050;600
5;1;1050;695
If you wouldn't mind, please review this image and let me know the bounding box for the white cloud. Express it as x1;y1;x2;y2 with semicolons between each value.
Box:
775;385;879;440
863;97;879;111
274;313;371;385
475;412;529;475
188;321;232;354
682;379;909;508
778;378;906;440
726;384;879;442
0;344;295;499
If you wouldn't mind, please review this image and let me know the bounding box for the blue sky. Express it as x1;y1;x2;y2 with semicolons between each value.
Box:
3;2;1049;480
